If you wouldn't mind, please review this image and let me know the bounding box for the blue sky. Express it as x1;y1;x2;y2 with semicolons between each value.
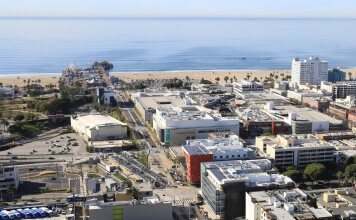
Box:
1;0;356;18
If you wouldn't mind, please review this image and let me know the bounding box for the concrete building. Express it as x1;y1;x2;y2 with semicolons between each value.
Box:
287;89;324;102
305;188;356;220
255;134;334;168
321;81;356;99
191;83;227;93
246;189;332;220
266;102;344;134
97;87;116;106
0;165;19;190
291;57;328;85
328;96;356;129
0;87;14;97
233;80;264;96
71;114;128;141
182;134;253;184
328;69;346;82
201;159;294;219
236;104;289;137
152;106;239;146
301;97;330;113
134;95;185;121
86;198;172;220
274;81;290;90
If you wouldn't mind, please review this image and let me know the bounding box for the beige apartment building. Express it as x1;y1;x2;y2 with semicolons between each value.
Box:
256;134;334;168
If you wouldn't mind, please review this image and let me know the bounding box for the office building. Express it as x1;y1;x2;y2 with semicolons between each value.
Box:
328;69;346;82
291;57;328;85
321;81;356;99
255;134;334;168
71;114;128;141
246;189;332;220
182;134;253;184
152;106;239;146
201;159;294;219
0;165;19;190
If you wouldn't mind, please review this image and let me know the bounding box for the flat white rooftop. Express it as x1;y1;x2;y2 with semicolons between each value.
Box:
73;114;126;128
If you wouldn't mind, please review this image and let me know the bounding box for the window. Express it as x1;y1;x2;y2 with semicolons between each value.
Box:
226;155;229;159
232;155;235;158
220;156;223;159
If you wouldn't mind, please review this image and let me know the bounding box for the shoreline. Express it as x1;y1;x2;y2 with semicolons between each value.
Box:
0;68;355;87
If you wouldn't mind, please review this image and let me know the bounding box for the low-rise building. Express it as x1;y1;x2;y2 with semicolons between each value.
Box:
86;198;172;220
134;95;185;121
97;87;116;106
182;134;253;184
305;188;356;220
321;81;356;99
191;83;227;93
201;159;294;219
152;106;239;146
233;80;264;97
71;114;128;141
236;104;289;137
255;134;334;168
0;165;19;190
302;97;330;112
328;95;356;129
266;103;344;134
246;189;332;220
287;89;324;102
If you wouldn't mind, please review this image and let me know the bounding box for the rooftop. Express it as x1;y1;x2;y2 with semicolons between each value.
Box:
203;159;294;186
236;105;280;122
257;134;334;149
271;105;343;124
249;189;332;220
72;114;126;128
183;134;252;155
136;95;185;111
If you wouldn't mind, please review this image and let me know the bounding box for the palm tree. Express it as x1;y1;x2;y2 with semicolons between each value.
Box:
185;76;190;82
215;77;220;83
23;79;26;85
337;171;344;187
224;76;229;83
348;72;352;80
246;74;251;80
230;78;233;83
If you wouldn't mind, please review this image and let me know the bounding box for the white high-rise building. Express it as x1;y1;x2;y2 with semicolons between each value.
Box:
291;57;328;85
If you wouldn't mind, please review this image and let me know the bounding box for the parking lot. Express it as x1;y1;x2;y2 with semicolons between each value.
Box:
0;132;86;156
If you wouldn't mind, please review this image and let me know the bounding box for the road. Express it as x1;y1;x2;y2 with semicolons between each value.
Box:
116;91;156;149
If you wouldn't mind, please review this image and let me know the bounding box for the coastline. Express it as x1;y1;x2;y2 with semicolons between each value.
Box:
0;68;355;87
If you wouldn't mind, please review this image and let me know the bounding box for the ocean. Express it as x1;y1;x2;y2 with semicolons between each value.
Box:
0;17;356;74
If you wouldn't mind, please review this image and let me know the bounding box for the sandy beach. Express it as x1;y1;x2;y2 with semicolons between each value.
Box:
0;69;355;87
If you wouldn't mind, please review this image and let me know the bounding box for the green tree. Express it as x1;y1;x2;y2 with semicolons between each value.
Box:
215;77;220;83
286;166;297;171
337;171;344;187
283;170;303;183
303;163;328;183
345;164;356;179
14;114;25;121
